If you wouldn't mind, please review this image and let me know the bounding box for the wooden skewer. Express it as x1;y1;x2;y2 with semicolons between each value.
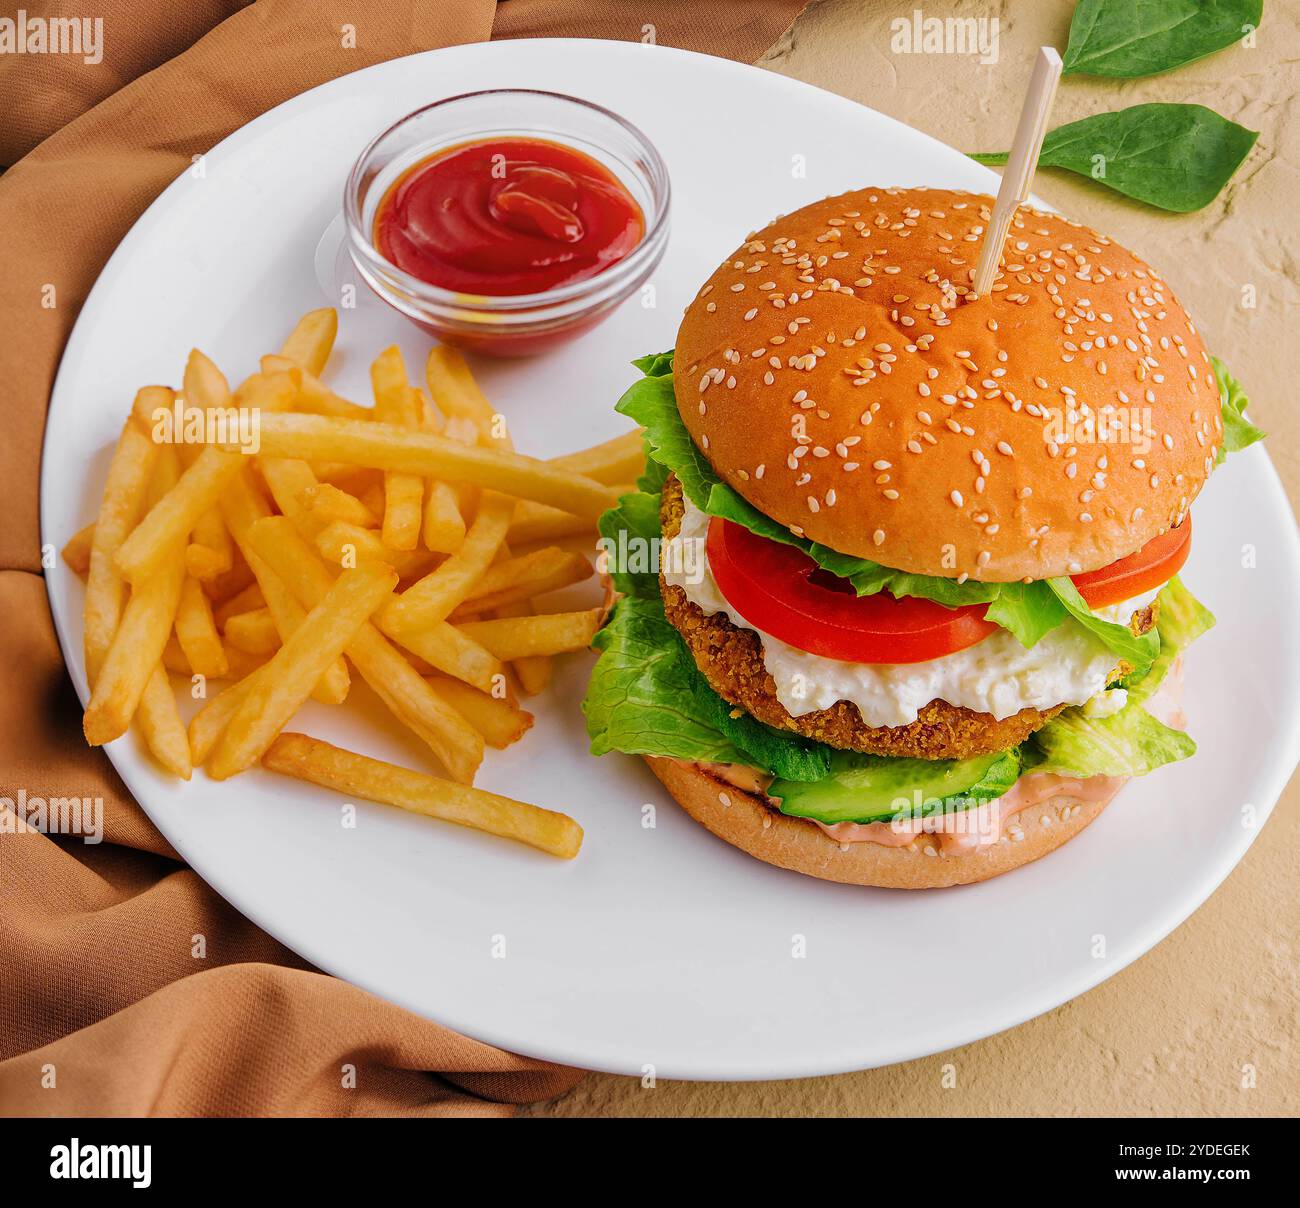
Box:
972;47;1063;298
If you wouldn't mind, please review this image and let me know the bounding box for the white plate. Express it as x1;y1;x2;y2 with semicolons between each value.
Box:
42;39;1300;1080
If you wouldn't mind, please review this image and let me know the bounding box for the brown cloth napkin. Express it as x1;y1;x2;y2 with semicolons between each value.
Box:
0;0;807;1117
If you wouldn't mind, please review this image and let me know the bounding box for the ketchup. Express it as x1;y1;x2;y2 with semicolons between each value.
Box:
374;137;645;296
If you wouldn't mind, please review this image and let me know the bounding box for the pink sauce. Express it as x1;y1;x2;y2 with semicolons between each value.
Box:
689;661;1187;857
813;772;1127;853
695;761;772;796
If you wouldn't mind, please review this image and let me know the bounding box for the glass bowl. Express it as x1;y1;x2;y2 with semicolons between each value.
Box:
344;88;671;357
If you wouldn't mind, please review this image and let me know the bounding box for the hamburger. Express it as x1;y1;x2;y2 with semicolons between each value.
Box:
584;187;1264;888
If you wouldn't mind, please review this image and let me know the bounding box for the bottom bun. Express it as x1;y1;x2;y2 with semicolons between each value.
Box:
644;756;1124;889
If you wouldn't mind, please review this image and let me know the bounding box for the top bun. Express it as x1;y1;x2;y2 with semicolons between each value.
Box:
674;187;1220;582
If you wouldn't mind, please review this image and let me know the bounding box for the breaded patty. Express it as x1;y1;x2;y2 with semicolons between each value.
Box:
659;475;1152;761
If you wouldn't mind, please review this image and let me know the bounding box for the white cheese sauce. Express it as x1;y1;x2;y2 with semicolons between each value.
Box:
663;495;1159;729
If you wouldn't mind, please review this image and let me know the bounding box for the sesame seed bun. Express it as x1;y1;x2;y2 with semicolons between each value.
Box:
644;755;1123;889
674;187;1220;582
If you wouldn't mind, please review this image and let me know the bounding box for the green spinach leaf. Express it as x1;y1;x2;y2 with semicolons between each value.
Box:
1062;0;1262;79
972;103;1257;212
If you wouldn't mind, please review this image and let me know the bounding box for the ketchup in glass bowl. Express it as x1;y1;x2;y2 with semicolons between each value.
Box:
345;91;670;357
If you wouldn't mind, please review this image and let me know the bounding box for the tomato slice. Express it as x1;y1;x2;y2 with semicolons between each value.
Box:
705;517;998;665
1072;518;1191;609
704;515;1192;666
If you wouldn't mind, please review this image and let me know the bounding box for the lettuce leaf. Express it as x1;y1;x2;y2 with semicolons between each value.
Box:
984;581;1069;647
596;487;662;599
586;594;750;767
586;482;847;780
1047;576;1160;671
1023;576;1214;777
585;580;835;781
616;353;1153;670
1123;575;1215;705
1024;704;1196;778
1212;355;1265;464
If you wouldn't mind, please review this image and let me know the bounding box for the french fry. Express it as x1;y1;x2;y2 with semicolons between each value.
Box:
380;493;515;632
201;551;257;603
83;388;165;683
486;538;552;695
313;464;384;495
218;464;350;705
419;365;556;694
494;599;553;696
279;307;338;377
188;673;256;766
84;447;186;745
213;582;265;630
386;619;504;696
163;636;267;681
259;457;322;535
549;429;645;486
185;541;232;581
426;676;533;749
359;480;388;521
507;498;598;545
425;345;508;449
62;522;96;577
207;561;397;779
262;353;372;421
418;392;446;434
298;482;379;528
421;482;466;554
508;531;602;562
315;521;439;582
162;636;189;675
175;576;229;678
450;546;592;617
410;375;467;554
114;368;298;584
136;665;192;779
444;414;483;448
223;643;269;680
263;733;582;858
185;505;234;582
245;517;485;780
183;346;231;413
211;412;619;519
381;475;423;551
370;347;425;552
454;610;602;661
223;607;281;656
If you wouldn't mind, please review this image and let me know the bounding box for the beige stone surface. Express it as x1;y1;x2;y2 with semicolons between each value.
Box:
526;0;1299;1117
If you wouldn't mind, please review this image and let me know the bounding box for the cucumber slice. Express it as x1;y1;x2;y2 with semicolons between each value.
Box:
770;748;1022;826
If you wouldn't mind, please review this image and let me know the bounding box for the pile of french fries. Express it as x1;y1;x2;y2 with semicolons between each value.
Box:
61;309;646;860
